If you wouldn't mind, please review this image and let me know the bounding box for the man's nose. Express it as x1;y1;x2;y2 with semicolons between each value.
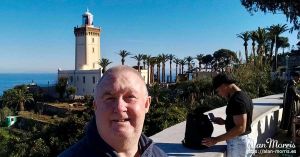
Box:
113;97;127;113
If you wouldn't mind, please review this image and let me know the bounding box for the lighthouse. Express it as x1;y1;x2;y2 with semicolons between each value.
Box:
74;9;101;70
58;9;102;96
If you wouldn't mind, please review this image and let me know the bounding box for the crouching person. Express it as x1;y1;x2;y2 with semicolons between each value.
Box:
59;65;167;157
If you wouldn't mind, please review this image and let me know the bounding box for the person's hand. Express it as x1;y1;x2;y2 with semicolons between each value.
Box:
202;137;218;147
212;117;225;125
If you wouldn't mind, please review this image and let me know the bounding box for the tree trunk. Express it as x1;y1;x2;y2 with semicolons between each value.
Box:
19;102;25;111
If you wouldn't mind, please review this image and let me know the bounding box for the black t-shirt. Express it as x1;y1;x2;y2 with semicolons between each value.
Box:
225;91;253;135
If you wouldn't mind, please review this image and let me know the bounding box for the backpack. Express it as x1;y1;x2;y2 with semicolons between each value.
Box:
182;108;214;149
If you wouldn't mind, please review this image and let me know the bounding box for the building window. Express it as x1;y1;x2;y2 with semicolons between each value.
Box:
93;88;94;93
93;76;96;84
70;76;73;83
92;38;94;43
77;76;79;81
93;47;94;53
83;76;85;83
83;88;85;92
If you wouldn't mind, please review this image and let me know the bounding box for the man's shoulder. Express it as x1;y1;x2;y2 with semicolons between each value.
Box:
58;138;90;157
151;144;168;157
139;134;168;157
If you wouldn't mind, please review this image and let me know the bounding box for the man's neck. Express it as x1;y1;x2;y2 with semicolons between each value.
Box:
117;146;140;157
227;84;241;99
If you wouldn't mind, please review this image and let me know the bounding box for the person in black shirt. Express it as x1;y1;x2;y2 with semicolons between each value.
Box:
202;73;256;157
280;71;300;136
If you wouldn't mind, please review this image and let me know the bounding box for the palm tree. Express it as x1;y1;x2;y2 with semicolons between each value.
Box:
250;31;257;61
237;31;250;63
179;59;186;74
99;58;112;73
145;55;152;85
173;58;181;80
159;54;169;83
202;54;213;71
2;87;33;111
118;50;131;65
267;24;288;68
149;57;156;84
277;37;290;54
132;54;144;72
185;56;194;71
156;56;162;83
276;37;290;69
168;54;175;83
142;54;148;70
254;27;268;64
196;54;204;71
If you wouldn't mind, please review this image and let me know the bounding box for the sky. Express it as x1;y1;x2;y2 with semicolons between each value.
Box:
0;0;299;73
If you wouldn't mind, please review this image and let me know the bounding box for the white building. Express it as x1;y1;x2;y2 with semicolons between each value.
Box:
58;9;101;96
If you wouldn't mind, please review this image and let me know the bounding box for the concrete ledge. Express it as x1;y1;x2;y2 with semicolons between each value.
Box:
151;94;283;157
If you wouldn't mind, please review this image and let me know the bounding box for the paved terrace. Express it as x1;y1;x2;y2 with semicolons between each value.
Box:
151;94;283;157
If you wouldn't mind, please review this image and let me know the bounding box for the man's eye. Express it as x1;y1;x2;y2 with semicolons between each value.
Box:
105;97;115;100
125;95;137;101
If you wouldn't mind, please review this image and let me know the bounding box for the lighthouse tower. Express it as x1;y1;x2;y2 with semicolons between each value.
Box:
74;9;101;70
58;9;102;96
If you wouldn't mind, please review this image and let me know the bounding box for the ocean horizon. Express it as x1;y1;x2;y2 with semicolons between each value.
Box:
0;73;57;96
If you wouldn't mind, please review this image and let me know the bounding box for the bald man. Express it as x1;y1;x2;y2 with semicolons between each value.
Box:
59;65;167;157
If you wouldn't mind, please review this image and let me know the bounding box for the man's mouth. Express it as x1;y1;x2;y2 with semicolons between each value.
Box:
112;118;130;122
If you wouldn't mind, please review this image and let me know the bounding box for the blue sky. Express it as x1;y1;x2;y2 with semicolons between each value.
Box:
0;0;298;73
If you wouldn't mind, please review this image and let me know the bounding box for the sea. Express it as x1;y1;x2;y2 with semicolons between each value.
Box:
0;73;57;96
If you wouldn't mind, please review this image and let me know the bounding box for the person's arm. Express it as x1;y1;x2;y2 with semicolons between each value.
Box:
202;114;247;147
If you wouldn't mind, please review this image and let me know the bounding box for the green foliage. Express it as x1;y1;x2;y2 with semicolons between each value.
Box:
0;107;14;124
66;86;76;99
55;77;68;99
241;0;300;34
2;87;34;111
29;138;50;157
232;63;273;98
83;95;94;109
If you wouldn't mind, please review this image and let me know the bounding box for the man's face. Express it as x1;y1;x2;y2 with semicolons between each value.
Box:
215;84;226;98
94;71;151;142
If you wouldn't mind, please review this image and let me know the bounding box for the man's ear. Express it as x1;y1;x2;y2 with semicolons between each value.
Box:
145;96;151;113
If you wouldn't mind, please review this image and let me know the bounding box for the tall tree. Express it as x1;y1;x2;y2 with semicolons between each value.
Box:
267;24;288;68
276;36;290;54
55;77;68;99
179;59;186;74
118;50;131;65
196;54;204;71
2;87;33;111
237;31;250;63
168;54;175;83
142;54;148;70
250;31;257;62
254;27;268;64
132;54;144;72
241;0;299;35
213;49;238;72
149;57;156;84
99;58;112;73
185;56;194;71
145;55;152;85
173;58;181;81
202;54;213;71
160;54;169;83
156;55;162;83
